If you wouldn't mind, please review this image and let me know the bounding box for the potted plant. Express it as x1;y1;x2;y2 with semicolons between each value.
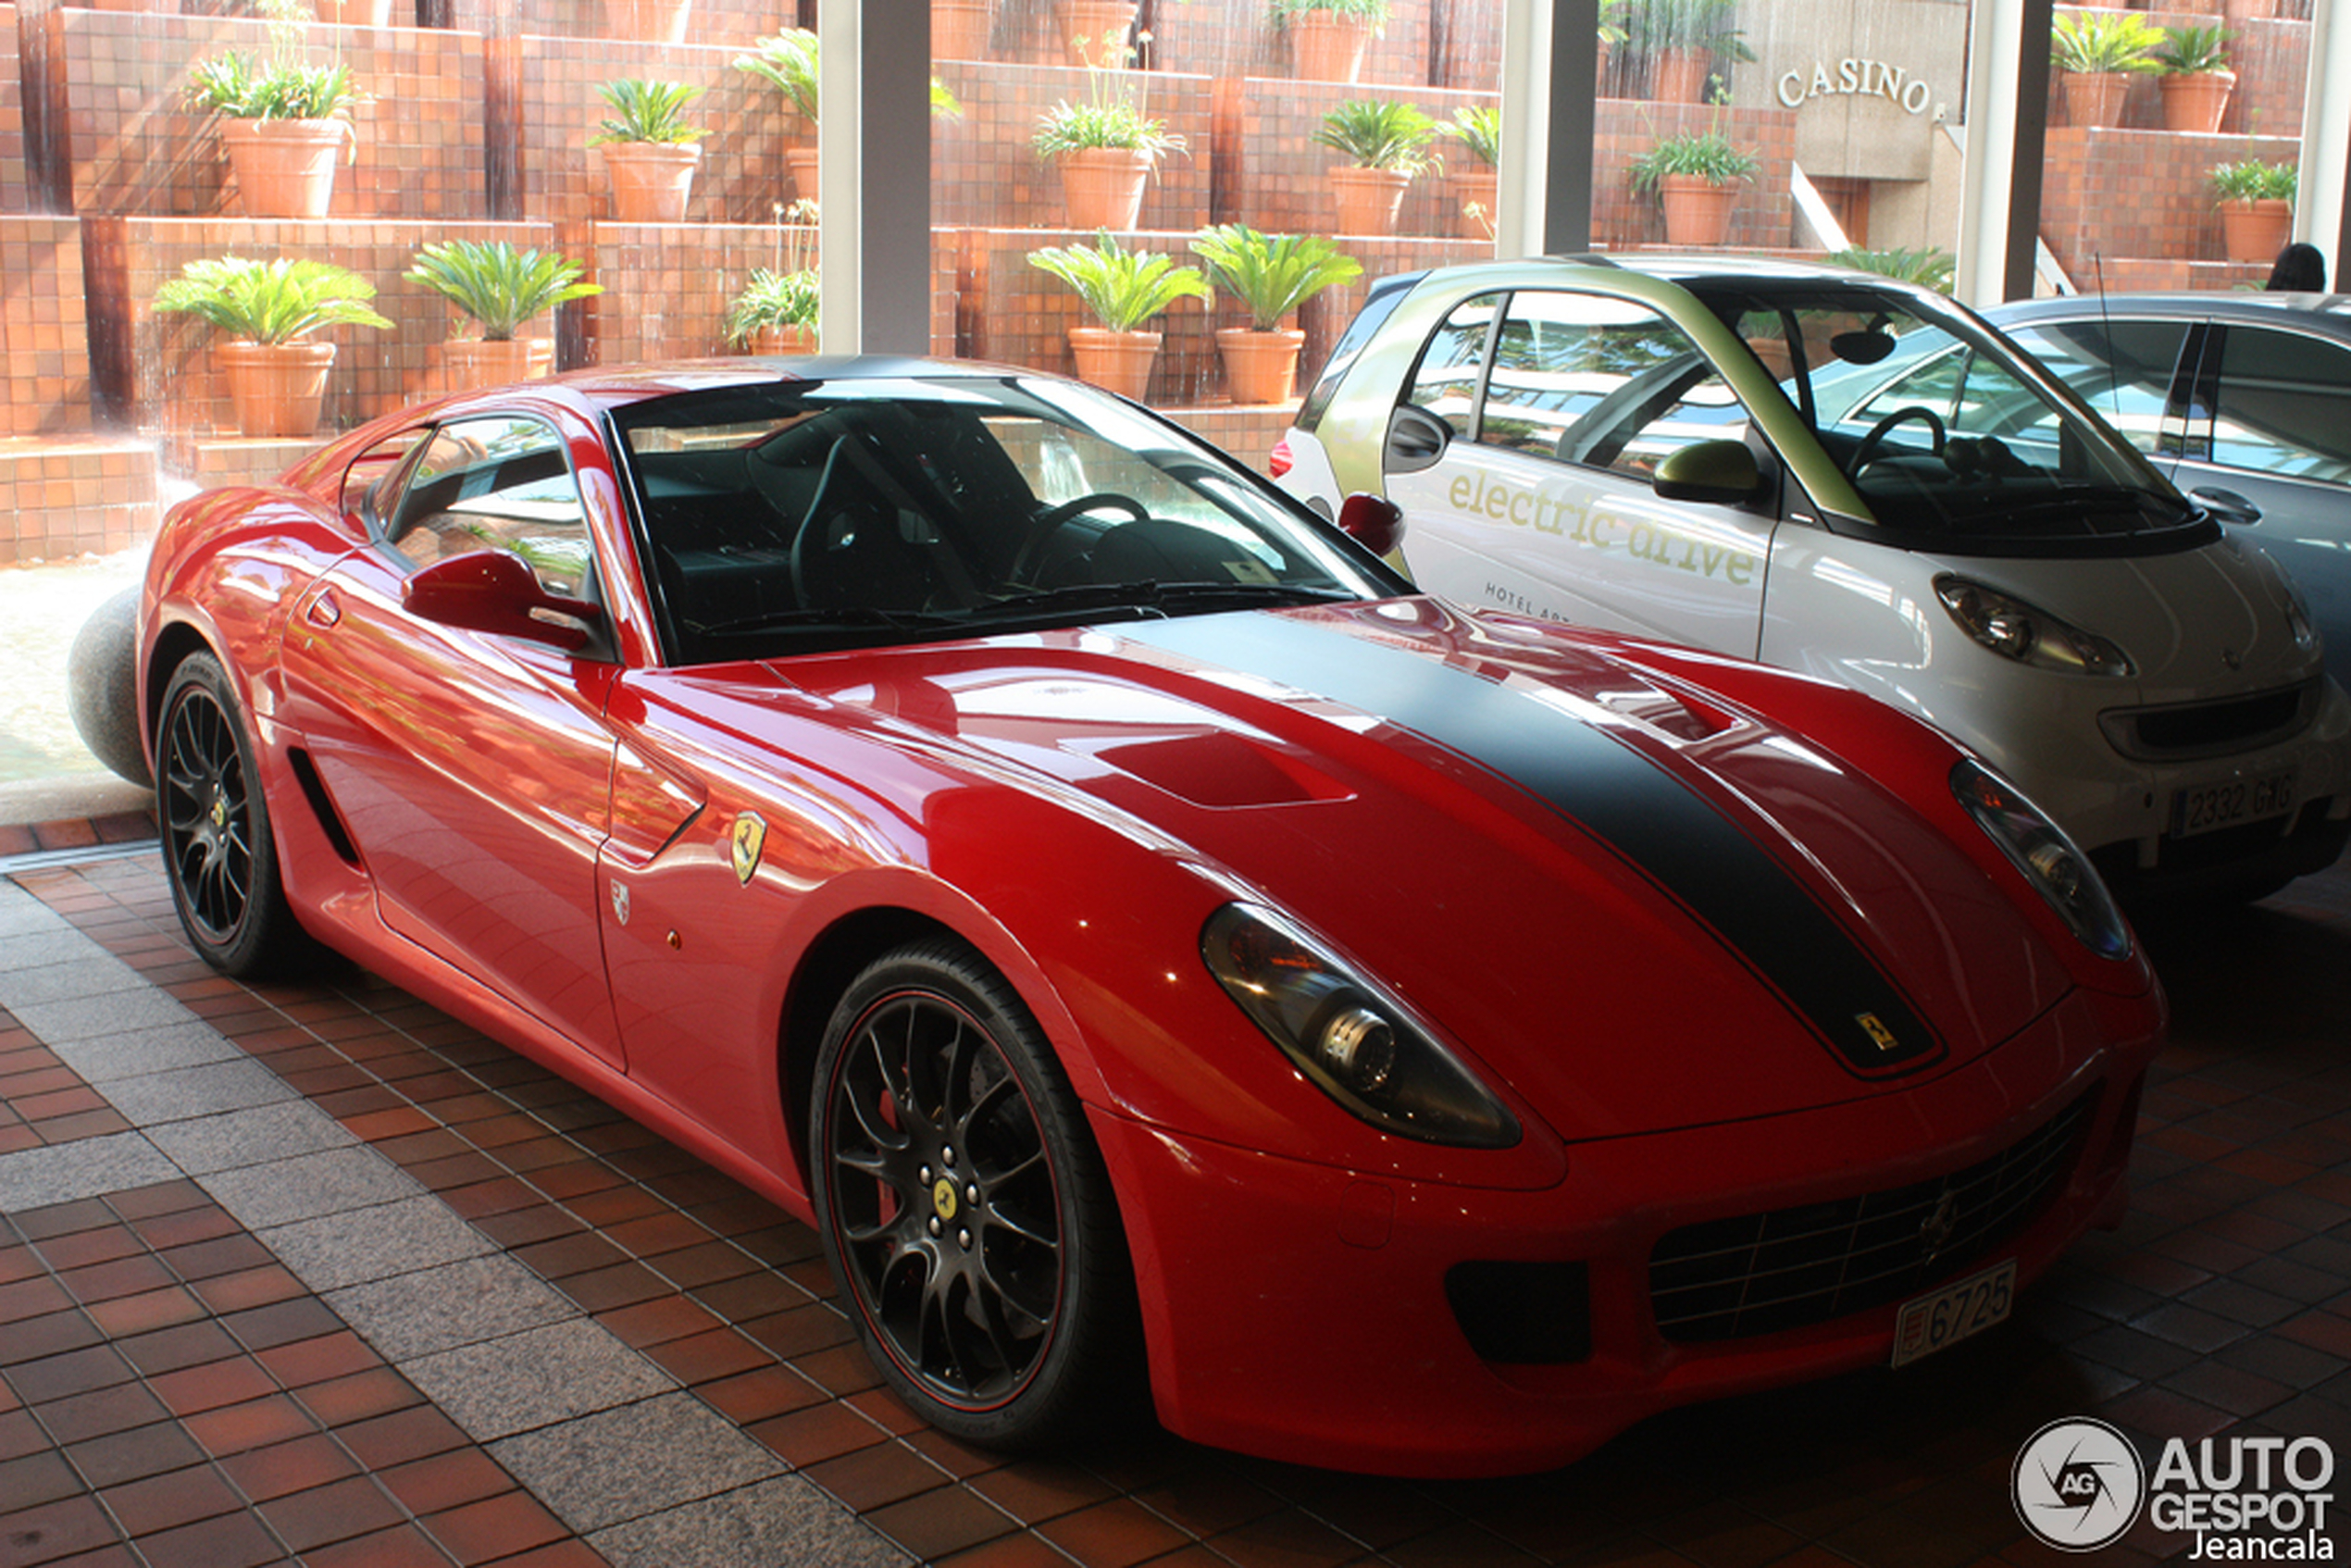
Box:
737;31;962;205
1188;225;1360;404
590;79;708;223
726;268;821;355
153;255;390;438
1442;105;1500;241
935;0;996;59
604;0;691;44
2211;157;2295;263
1624;0;1754;105
1033;65;1188;232
2049;11;2164;130
184;0;359;220
1058;0;1137;67
2156;25;2235;135
1027;231;1210;401
1313;98;1441;237
405;240;602;388
1630;124;1757;245
1269;0;1389;85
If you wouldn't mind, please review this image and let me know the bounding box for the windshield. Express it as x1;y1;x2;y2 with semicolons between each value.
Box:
610;375;1399;664
1688;280;2196;543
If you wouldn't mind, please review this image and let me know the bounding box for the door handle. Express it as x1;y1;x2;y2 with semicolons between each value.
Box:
305;587;343;628
2189;487;2261;526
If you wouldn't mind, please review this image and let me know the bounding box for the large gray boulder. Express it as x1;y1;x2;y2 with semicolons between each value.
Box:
68;586;151;789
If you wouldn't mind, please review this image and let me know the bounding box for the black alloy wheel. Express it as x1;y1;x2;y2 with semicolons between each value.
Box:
812;939;1136;1449
156;653;306;977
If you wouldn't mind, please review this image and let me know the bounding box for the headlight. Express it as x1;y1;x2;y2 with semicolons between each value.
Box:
1951;759;2132;960
1935;576;2134;677
1201;903;1518;1149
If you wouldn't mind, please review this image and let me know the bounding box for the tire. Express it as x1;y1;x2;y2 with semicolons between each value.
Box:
810;936;1140;1450
155;652;311;977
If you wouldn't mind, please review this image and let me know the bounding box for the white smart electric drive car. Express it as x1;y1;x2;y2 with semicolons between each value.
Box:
1273;255;2351;901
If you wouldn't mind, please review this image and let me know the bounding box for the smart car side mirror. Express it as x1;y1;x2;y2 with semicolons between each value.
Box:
402;549;600;653
1653;440;1763;505
1337;492;1406;556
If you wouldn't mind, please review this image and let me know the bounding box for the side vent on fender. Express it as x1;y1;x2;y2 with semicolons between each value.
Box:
286;749;362;867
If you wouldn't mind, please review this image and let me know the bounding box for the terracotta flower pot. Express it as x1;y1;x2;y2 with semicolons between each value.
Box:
1217;328;1306;405
443;338;553;392
786;144;819;204
935;0;994;59
1068;327;1159;401
2060;70;2132;129
1330;165;1411;236
1658;173;1738;246
217;340;335;439
603;0;691;44
220;118;351;220
1289;9;1372;83
1058;147;1151;230
601;142;702;222
2222;0;2275;19
2159;71;2234;135
2220;198;2293;264
1453;166;1499;239
1059;0;1136;66
749;324;817;355
1650;46;1710;105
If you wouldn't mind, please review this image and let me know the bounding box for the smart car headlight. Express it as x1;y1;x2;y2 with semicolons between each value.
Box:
1951;759;2133;961
1202;902;1519;1149
1935;576;2135;678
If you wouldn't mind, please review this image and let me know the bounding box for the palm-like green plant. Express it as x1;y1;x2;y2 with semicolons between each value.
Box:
589;79;708;145
154;256;392;344
2049;11;2166;75
2210;157;2296;204
1828;246;1956;293
1443;105;1500;168
1624;0;1755;63
733;30;963;124
1598;0;1629;47
1188;226;1361;331
1628;127;1757;192
1313;99;1442;174
186;54;357;120
2156;23;2233;75
725;268;821;345
404;240;603;341
1027;232;1210;333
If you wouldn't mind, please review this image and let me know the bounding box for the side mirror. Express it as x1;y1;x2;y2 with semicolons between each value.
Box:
1653;439;1763;504
403;549;599;653
1337;492;1406;556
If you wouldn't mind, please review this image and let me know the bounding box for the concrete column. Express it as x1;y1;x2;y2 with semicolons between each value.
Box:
1954;0;2052;307
816;0;933;355
2299;0;2351;281
1497;0;1597;257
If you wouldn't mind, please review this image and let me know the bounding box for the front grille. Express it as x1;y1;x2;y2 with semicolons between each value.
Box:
2102;678;2320;762
1648;1094;2092;1345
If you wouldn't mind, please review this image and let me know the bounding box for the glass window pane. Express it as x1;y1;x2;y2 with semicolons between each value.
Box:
1404;294;1503;438
2005;320;2188;457
2211;327;2351;483
389;417;592;598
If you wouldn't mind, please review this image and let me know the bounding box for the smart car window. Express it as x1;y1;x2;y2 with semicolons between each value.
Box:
1538;300;1747;479
2002;319;2188;458
1403;294;1499;439
1474;291;1698;463
2210;326;2351;483
387;417;593;597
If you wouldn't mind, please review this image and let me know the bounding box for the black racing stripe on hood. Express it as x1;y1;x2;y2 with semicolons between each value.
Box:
1126;612;1946;1078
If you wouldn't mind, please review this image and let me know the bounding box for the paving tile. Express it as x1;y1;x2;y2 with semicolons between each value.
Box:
325;1253;576;1362
590;1476;915;1568
402;1320;672;1441
488;1390;784;1533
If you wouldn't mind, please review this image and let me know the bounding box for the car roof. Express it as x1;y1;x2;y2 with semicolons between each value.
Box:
1988;291;2351;331
520;354;1039;415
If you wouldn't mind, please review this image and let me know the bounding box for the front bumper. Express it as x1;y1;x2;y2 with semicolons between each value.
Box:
1088;981;2161;1477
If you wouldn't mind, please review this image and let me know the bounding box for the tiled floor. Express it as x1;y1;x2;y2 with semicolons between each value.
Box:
1;836;2347;1568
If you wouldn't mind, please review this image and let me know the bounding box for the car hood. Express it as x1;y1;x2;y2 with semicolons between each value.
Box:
758;600;2087;1142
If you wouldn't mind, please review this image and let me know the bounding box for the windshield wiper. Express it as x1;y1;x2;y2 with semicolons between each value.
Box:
963;579;1358;621
692;604;964;636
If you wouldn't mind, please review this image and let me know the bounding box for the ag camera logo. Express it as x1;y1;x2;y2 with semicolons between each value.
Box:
2014;1418;2147;1551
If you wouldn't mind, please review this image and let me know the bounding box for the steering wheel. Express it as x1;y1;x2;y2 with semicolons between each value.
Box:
1846;406;1947;478
1014;492;1148;581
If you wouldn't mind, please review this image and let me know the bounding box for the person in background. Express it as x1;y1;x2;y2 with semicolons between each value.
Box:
2266;243;2329;292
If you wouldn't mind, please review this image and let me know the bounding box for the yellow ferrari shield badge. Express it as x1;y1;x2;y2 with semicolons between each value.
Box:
1857;1012;1901;1053
730;812;767;886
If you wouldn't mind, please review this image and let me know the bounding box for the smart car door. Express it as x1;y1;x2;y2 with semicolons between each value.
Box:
1385;288;1775;656
280;413;627;1067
